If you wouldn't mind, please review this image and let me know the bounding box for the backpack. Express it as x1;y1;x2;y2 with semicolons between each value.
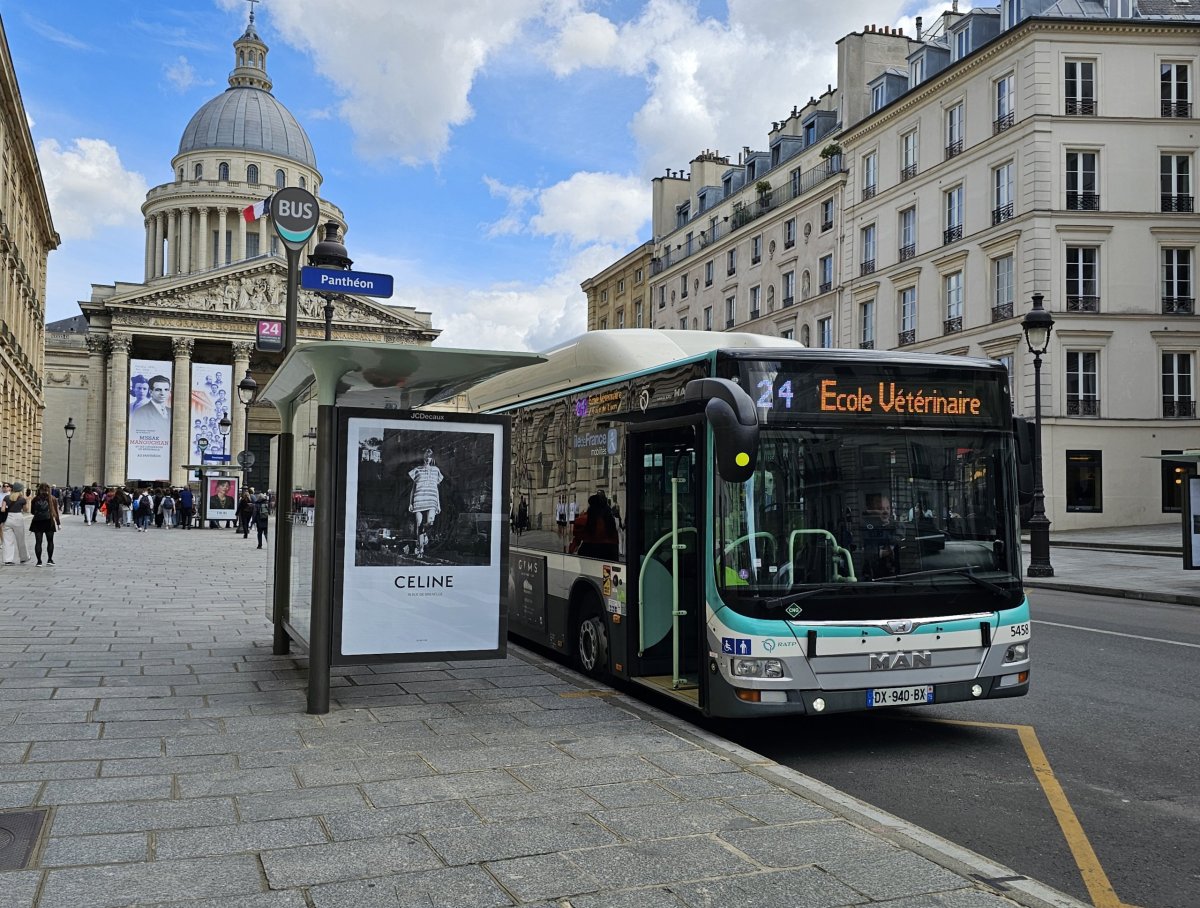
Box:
161;495;174;511
83;490;96;505
32;498;51;520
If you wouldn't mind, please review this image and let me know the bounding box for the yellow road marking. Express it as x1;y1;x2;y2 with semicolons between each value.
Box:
919;718;1140;908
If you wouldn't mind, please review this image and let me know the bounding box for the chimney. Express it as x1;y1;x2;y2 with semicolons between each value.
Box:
915;16;922;39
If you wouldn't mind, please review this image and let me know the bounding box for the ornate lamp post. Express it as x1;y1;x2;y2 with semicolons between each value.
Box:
197;436;209;528
218;412;232;461
308;221;352;341
1021;293;1055;577
64;418;76;489
237;370;258;483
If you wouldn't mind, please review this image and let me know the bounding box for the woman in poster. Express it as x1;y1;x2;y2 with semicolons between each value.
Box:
408;448;444;557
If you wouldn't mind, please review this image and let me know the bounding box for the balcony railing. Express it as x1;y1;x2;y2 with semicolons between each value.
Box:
821;219;833;232
1066;192;1100;210
726;318;736;329
1162;195;1194;212
1065;97;1096;116
899;243;916;262
943;316;963;334
1067;397;1100;417
751;255;761;265
943;224;963;245
992;202;1014;225
860;340;875;350
860;259;876;276
900;163;918;182
1164;399;1197;418
993;111;1015;134
784;238;795;249
1163;296;1195;314
818;280;833;294
782;296;794;307
1162;100;1193;118
992;302;1014;321
899;329;916;346
749;309;760;321
862;184;877;201
1066;295;1100;312
727;266;736;276
945;139;963;160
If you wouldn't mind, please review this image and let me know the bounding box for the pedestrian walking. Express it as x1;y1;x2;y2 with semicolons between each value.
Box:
179;486;194;528
134;491;154;532
2;481;31;565
70;486;81;516
159;489;176;527
81;486;98;525
29;483;61;566
236;490;254;538
254;494;270;549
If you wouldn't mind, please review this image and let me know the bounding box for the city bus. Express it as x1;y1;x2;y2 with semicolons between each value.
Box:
464;330;1031;717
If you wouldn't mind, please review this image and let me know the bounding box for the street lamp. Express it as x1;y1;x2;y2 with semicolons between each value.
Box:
218;411;232;461
308;221;352;341
237;370;258;482
1021;292;1055;578
197;436;210;528
63;417;76;489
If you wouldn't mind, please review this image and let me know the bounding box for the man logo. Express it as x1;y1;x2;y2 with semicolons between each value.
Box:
869;651;932;670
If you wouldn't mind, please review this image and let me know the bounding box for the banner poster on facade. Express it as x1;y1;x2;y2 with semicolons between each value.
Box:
336;411;508;659
126;358;173;482
206;475;239;522
189;363;233;479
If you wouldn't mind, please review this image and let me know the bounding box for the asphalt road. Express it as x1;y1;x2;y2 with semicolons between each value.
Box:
717;590;1200;908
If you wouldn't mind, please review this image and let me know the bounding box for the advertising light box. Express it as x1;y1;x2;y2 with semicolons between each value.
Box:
333;409;509;663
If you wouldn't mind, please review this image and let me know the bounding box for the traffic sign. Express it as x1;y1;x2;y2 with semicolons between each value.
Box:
237;450;256;468
301;266;393;298
270;187;319;251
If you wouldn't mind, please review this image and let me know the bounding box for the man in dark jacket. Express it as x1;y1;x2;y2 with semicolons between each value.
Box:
179;487;194;529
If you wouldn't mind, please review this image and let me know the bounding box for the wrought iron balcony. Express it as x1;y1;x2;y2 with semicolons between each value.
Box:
992;202;1014;225
898;329;916;346
1067;398;1100;417
727;266;736;276
1161;195;1194;212
782;296;794;308
1066;192;1100;210
943;224;962;245
818;280;833;294
859;340;875;350
1163;296;1195;314
992;302;1013;322
862;184;877;201
1161;100;1193;118
899;243;916;262
945;139;963;160
943;316;963;335
900;163;918;182
860;259;876;276
1066;295;1100;312
784;238;795;249
993;111;1015;134
1065;97;1096;116
1164;399;1197;418
751;255;761;265
725;318;736;329
821;219;833;232
749;309;760;321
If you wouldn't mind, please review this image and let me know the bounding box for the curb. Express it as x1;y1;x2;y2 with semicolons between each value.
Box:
510;643;1092;908
1023;579;1200;607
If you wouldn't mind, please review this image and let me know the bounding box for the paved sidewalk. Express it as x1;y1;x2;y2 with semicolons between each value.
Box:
0;518;1087;908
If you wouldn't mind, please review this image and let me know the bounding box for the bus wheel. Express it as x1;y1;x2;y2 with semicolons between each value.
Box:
575;605;609;677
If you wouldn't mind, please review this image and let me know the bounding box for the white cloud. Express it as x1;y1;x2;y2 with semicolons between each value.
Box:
37;138;148;241
546;11;619;76
164;55;208;92
529;172;649;247
251;0;547;164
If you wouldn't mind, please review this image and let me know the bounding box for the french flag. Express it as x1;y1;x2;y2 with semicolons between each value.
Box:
242;195;271;223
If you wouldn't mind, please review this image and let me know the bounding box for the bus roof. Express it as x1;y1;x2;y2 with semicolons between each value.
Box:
464;329;804;411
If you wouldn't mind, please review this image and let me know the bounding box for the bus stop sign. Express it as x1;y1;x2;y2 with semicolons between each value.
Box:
270;187;319;251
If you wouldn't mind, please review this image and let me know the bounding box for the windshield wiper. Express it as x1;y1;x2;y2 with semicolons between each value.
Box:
887;567;1010;597
759;581;902;610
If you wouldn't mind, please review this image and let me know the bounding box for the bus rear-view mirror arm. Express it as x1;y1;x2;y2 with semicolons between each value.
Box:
685;377;759;483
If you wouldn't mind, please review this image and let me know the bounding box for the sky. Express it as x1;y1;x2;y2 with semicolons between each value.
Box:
7;0;935;351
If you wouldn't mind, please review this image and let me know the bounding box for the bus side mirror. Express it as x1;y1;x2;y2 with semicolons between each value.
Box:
685;378;759;483
1012;416;1034;506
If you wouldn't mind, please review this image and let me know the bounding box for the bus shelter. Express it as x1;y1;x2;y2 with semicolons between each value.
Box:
259;341;545;713
1144;450;1200;568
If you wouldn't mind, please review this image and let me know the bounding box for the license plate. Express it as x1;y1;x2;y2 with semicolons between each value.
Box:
867;685;934;707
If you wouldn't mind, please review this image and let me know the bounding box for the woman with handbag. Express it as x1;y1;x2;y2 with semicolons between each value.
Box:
29;483;61;565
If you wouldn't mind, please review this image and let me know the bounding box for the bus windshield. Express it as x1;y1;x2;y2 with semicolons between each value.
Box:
715;426;1021;621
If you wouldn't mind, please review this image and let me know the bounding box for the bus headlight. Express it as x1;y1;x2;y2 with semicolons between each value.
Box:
732;658;784;678
1004;643;1028;663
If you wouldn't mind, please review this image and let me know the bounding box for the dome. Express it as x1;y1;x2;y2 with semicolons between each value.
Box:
177;86;317;170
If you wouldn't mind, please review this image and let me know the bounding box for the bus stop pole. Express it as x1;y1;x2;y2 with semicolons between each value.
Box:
306;402;335;714
271;397;295;655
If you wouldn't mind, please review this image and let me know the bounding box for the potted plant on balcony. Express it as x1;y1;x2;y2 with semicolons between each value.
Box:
755;180;772;210
820;143;843;173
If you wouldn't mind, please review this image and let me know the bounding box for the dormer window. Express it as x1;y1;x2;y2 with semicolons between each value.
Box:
953;24;972;61
218;162;229;181
1002;0;1023;29
804;122;815;145
676;202;690;228
910;57;924;85
722;176;733;196
872;83;886;113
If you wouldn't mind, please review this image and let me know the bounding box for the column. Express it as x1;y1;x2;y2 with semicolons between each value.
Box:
217;208;228;267
171;337;194;487
237;211;248;263
230;341;253;462
144;217;154;282
180;209;192;274
153;213;164;278
104;333;132;487
83;334;108;484
259;217;270;259
198;208;209;271
167;210;179;275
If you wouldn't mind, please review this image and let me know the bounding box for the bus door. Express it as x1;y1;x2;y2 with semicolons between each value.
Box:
627;427;705;707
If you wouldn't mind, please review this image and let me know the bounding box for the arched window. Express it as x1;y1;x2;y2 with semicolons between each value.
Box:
238;50;245;67
247;164;258;185
298;176;306;190
275;169;285;188
219;162;229;181
177;168;183;183
194;163;203;180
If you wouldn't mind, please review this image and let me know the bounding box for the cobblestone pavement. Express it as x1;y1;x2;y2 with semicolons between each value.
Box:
0;516;1087;908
